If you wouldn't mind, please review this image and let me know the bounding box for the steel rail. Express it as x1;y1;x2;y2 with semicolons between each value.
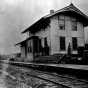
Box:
7;61;88;82
1;60;88;87
5;62;71;87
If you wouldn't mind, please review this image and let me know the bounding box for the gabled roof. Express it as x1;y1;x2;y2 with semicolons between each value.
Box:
44;3;88;19
22;3;88;33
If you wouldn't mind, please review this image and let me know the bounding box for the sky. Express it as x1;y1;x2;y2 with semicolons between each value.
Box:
0;0;88;54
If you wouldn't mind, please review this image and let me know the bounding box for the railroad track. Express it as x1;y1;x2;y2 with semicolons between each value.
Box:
2;60;88;88
18;67;88;88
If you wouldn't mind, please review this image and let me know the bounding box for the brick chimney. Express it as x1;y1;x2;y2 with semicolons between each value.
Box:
50;10;54;14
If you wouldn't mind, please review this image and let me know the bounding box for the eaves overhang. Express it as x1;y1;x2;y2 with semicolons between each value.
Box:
22;3;88;33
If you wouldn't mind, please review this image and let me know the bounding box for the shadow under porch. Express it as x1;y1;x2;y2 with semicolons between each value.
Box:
32;36;50;59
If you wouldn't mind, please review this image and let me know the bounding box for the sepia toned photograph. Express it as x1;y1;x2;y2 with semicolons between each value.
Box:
0;0;88;88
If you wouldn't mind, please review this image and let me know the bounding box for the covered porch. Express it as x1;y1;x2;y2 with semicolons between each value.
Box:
16;35;50;61
30;36;50;58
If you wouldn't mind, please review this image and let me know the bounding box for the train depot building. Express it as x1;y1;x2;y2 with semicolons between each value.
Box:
16;3;88;62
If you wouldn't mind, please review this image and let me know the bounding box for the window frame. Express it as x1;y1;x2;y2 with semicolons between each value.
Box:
60;36;66;51
71;18;77;31
72;37;78;50
58;15;65;30
27;41;32;53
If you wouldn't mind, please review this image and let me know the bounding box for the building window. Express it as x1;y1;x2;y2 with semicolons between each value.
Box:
28;41;32;53
71;18;77;31
60;36;66;50
28;47;32;53
44;37;48;47
58;15;65;30
59;25;65;30
39;39;42;52
72;37;77;50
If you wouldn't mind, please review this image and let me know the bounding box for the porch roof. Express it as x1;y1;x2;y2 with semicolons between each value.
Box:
15;36;39;46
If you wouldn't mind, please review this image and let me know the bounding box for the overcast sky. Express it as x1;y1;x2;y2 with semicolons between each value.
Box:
0;0;88;55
